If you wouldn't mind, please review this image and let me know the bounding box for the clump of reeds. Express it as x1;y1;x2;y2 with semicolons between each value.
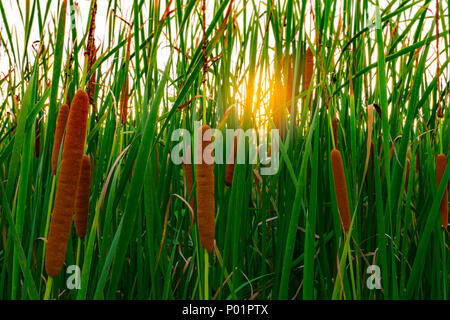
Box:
331;149;351;232
45;90;89;277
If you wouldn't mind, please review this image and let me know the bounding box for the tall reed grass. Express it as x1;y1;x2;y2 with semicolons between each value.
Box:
0;0;449;300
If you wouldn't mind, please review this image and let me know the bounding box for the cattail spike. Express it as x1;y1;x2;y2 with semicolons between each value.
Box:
74;155;91;238
46;90;89;277
332;117;339;149
331;149;351;232
304;47;314;110
120;75;129;125
196;125;215;253
225;134;238;187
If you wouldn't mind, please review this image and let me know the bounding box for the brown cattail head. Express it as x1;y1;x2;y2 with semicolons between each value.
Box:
196;125;215;253
331;149;351;232
74;155;91;239
304;47;314;110
332;117;339;149
225;134;238;187
120;75;129;125
85;0;97;111
51;104;70;175
270;76;285;138
87;45;98;110
281;54;294;106
45;90;89;277
436;154;448;229
120;31;133;125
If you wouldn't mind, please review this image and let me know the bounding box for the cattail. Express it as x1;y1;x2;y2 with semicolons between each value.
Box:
45;90;89;277
87;46;97;110
225;134;238;187
332;117;339;149
51;104;70;175
63;52;73;105
304;47;314;110
436;154;448;229
120;75;129;125
282;54;294;105
270;76;285;137
120;30;132;125
331;149;351;232
74;155;91;239
436;0;443;119
196;125;215;252
85;0;97;112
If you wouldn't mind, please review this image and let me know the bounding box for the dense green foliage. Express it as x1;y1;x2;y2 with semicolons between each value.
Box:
0;0;449;299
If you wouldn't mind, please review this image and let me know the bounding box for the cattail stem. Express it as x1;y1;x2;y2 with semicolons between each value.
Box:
42;176;57;268
204;249;209;300
76;237;81;271
43;276;53;300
